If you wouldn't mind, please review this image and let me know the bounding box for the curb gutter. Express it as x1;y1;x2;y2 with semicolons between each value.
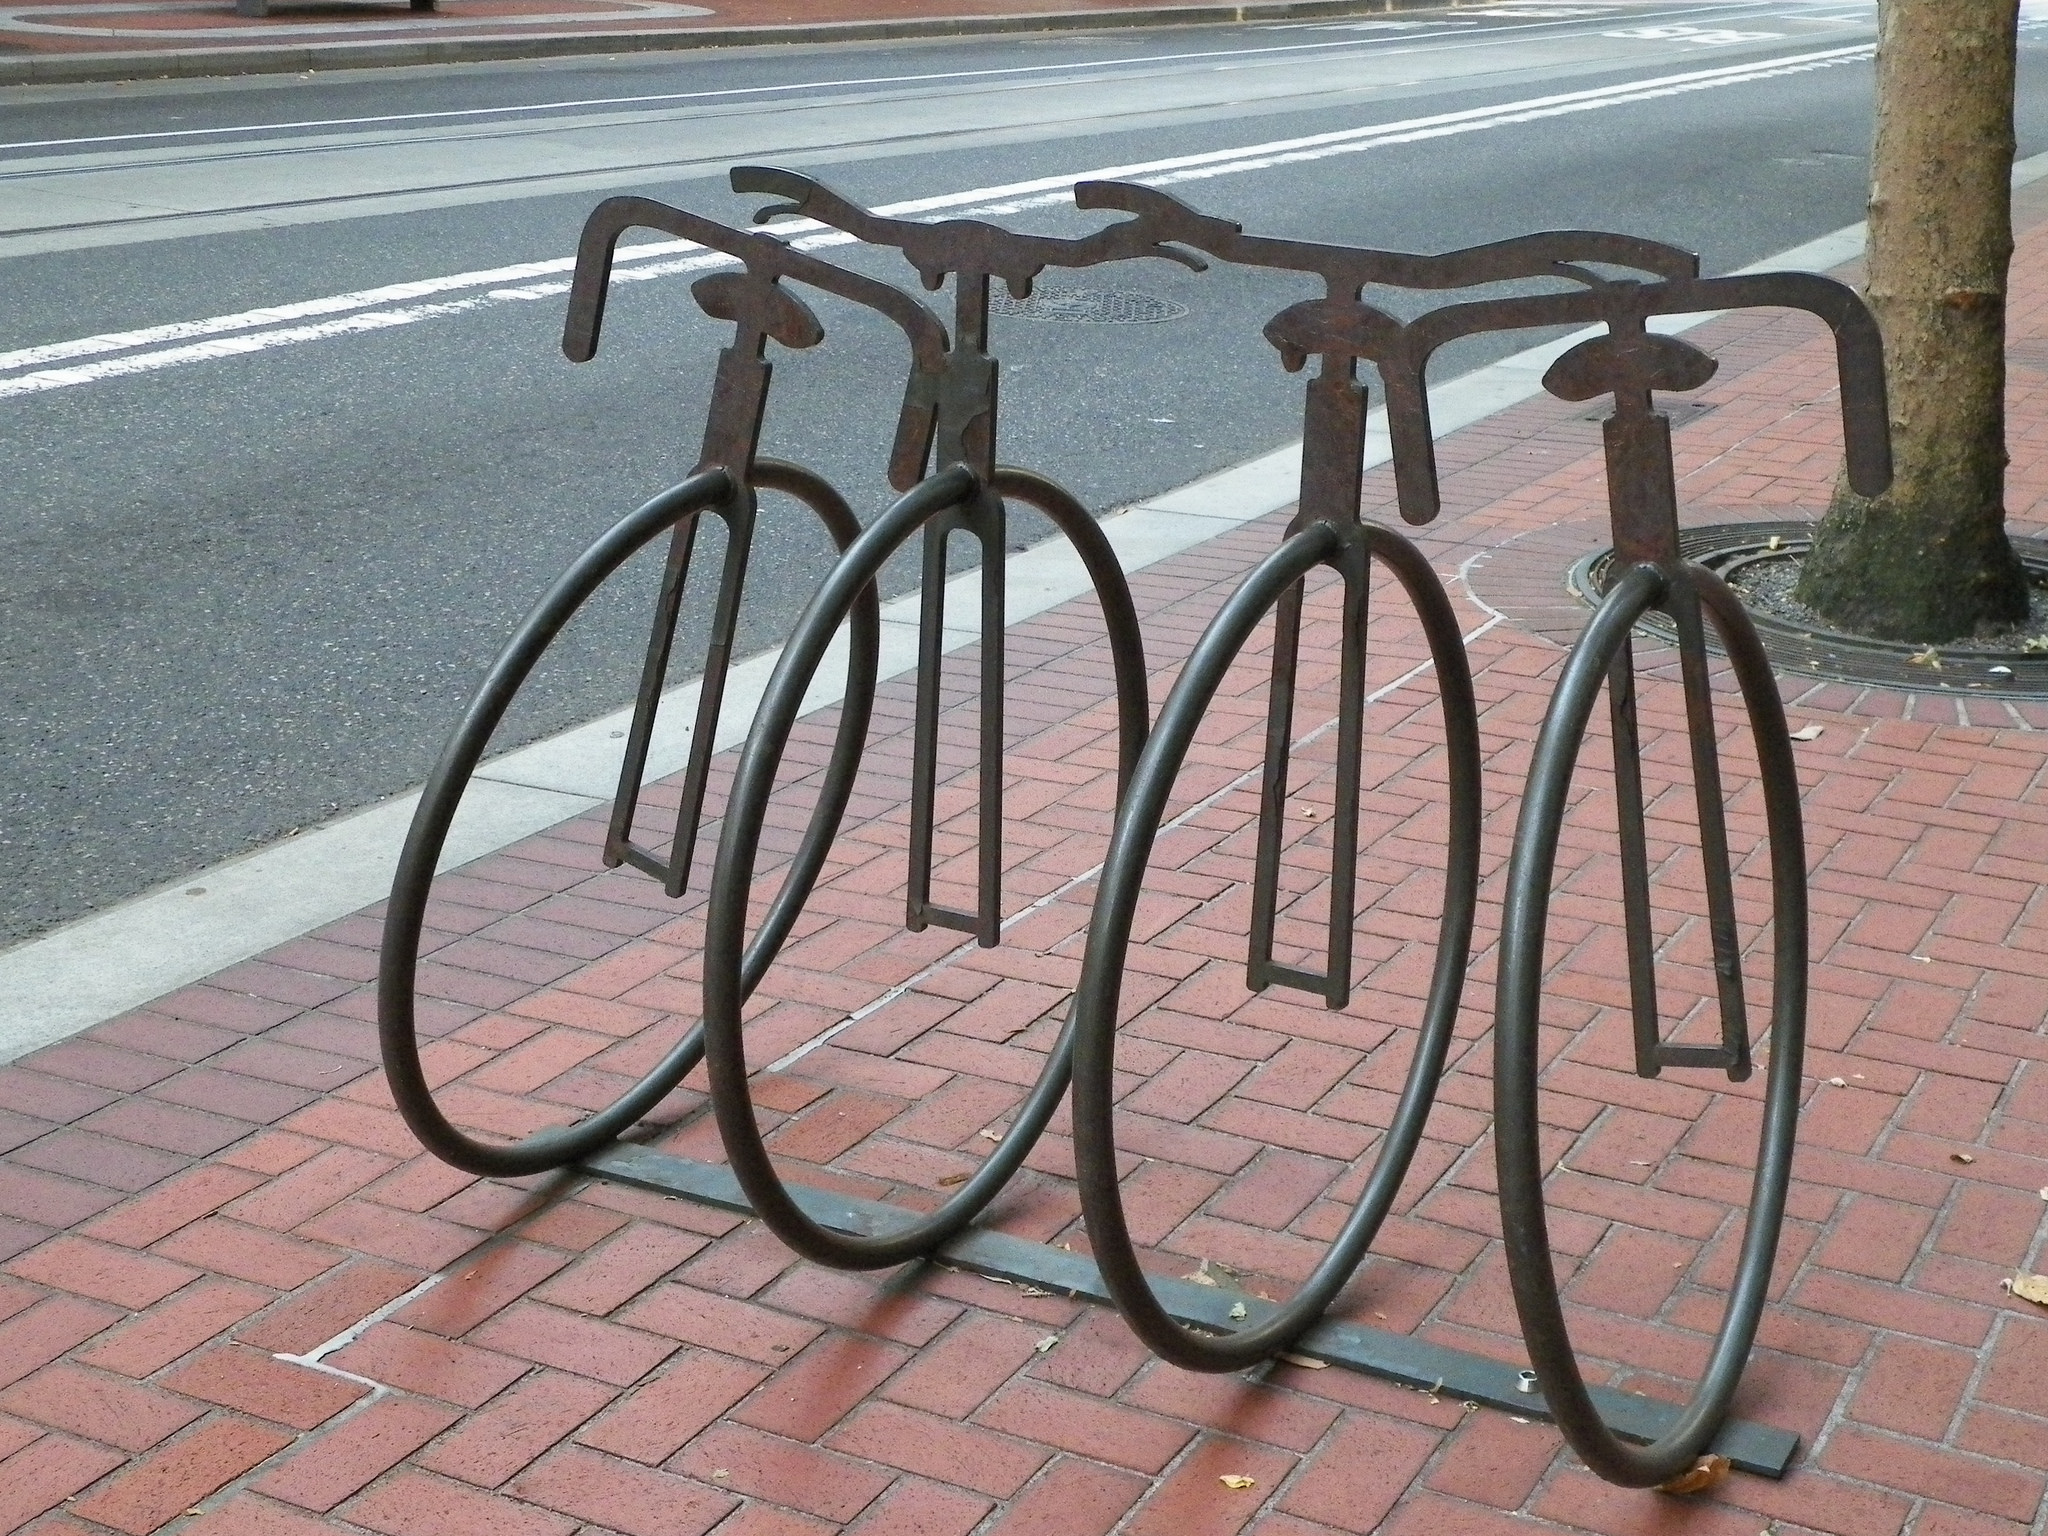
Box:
0;0;1468;87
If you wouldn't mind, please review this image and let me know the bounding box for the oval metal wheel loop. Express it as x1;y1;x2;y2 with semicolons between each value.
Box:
1070;519;1484;1372
1493;560;1805;1486
380;462;882;1178
989;467;1150;794
700;464;1154;1270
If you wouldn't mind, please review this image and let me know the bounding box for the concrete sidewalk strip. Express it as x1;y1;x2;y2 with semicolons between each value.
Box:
4;196;2048;1536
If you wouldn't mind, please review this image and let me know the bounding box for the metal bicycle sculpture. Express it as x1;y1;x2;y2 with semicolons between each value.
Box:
382;171;1178;1192
1441;267;1885;1486
1050;182;1890;1485
380;191;945;1177
1059;181;1699;1379
698;166;1200;1268
382;171;1891;1487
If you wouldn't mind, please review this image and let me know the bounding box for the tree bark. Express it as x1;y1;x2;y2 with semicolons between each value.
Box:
1795;0;2029;642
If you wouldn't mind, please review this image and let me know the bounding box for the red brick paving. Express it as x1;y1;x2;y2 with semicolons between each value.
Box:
6;198;2048;1536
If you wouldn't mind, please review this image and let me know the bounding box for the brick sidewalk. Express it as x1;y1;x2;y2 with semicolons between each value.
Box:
5;210;2048;1533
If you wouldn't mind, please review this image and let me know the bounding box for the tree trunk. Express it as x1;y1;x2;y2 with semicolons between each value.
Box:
1794;0;2029;642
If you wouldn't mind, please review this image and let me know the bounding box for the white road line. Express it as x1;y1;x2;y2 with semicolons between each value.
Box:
0;0;1786;154
0;40;1871;399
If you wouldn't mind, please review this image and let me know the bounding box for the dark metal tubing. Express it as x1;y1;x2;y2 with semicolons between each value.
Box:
1492;560;1808;1487
377;467;881;1178
733;166;1208;298
699;470;1069;1266
379;472;730;1178
1064;181;1716;1016
698;463;1150;1268
1070;519;1482;1371
992;467;1151;793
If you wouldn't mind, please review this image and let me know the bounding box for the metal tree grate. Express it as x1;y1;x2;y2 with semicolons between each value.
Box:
1571;521;2048;696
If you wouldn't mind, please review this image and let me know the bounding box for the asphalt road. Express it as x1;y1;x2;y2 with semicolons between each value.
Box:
5;0;2047;945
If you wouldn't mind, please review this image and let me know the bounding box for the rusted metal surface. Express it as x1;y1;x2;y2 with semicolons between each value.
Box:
733;165;1184;941
381;172;1892;1488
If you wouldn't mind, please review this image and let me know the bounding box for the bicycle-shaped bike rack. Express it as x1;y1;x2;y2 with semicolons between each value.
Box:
381;170;1891;1487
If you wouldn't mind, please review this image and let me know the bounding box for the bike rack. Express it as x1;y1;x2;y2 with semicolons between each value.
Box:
380;172;1892;1486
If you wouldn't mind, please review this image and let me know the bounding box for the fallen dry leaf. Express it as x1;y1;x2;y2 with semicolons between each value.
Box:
938;1172;971;1186
1908;647;1942;669
2003;1274;2048;1306
1278;1352;1329;1369
979;1128;1002;1142
1788;724;1824;741
1951;1153;1977;1165
1034;1334;1061;1353
1219;1475;1258;1490
1657;1454;1732;1495
1018;1285;1052;1298
1183;1258;1222;1287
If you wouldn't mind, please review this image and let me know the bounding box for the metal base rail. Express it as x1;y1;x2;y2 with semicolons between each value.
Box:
580;1141;1799;1479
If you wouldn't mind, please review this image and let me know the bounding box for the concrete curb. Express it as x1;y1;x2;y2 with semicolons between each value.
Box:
0;0;1463;86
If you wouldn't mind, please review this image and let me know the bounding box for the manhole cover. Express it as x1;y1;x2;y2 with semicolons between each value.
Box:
990;287;1189;324
1569;520;2048;696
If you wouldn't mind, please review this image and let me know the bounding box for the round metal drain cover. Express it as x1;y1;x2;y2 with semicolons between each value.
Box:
990;287;1188;324
1569;520;2048;697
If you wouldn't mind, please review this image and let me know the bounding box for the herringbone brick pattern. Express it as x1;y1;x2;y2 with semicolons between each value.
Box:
5;208;2048;1536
